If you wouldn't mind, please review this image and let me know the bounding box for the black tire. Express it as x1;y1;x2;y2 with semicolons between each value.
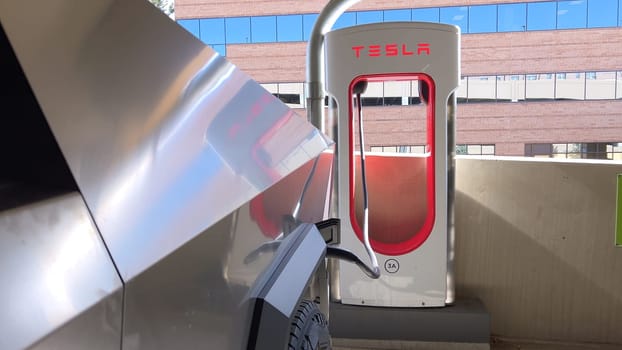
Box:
288;300;332;350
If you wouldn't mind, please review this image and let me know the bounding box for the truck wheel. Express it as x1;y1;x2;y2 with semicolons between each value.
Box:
288;300;331;350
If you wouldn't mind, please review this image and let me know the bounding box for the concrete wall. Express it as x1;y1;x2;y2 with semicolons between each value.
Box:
455;157;622;344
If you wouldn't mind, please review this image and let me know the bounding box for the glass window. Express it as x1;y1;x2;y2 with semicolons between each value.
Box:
365;82;384;98
456;76;468;103
526;74;555;100
497;74;525;102
553;143;568;154
277;15;303;42
385;81;410;106
482;145;495;155
278;83;304;108
527;2;557;30
617;71;622;99
467;145;482;155
525;143;553;157
498;3;526;32
412;8;440;23
586;71;616;99
357;10;383;24
557;0;587;29
384;9;411;22
456;144;468;155
333;12;356;29
251;16;276;43
556;72;585;100
261;83;278;94
440;7;469;33
469;5;497;33
210;44;226;57
467;76;496;102
200;18;225;44
178;19;200;38
588;0;618;27
303;14;318;41
411;145;426;154
225;17;250;44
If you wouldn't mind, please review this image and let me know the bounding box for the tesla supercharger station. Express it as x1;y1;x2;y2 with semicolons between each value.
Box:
325;22;460;307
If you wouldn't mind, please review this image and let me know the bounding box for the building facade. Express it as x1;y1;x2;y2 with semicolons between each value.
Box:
175;0;622;159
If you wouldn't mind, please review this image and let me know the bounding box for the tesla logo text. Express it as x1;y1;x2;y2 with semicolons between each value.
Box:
351;43;430;58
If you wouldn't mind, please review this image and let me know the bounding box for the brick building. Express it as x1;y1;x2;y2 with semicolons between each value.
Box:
175;0;622;159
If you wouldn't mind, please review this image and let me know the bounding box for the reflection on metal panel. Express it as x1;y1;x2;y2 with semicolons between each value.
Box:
29;289;123;350
0;0;330;280
123;155;333;349
0;193;122;350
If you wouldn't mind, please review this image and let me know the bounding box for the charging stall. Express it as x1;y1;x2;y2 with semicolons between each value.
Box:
325;22;460;307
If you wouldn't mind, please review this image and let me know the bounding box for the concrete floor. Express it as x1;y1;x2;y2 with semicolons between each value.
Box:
332;338;622;350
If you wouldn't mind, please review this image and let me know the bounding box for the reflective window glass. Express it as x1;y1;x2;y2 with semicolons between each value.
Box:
482;145;495;155
333;12;356;29
303;14;318;40
497;75;525;102
225;17;250;44
556;72;585;99
261;83;278;94
277;15;303;42
357;10;383;24
385;81;410;106
616;71;622;99
384;9;411;22
412;8;440;23
585;71;616;99
467;76;496;102
467;145;482;155
178;19;200;38
251;16;276;43
200;18;225;44
588;0;618;27
456;77;468;102
526;74;555;100
469;5;497;33
278;83;304;108
498;3;526;32
557;0;587;29
527;2;557;30
440;7;469;33
210;44;226;57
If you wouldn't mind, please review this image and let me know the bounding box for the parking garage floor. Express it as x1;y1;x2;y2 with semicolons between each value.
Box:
333;338;622;350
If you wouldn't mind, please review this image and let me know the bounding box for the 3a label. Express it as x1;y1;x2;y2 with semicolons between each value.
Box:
384;259;400;273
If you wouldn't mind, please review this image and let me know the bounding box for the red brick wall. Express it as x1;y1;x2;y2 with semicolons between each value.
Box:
177;0;549;18
226;28;622;81
175;1;622;157
291;100;622;156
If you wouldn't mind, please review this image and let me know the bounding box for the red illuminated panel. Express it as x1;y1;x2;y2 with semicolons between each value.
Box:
348;73;436;256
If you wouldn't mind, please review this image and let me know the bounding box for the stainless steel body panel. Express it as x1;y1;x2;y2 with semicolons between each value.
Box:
29;289;124;350
0;193;123;350
2;0;332;347
123;155;333;349
0;0;330;281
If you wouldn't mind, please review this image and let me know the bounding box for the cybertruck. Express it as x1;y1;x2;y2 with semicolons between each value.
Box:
0;0;344;348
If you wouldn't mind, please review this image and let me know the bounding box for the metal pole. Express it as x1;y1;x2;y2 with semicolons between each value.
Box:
305;0;361;132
